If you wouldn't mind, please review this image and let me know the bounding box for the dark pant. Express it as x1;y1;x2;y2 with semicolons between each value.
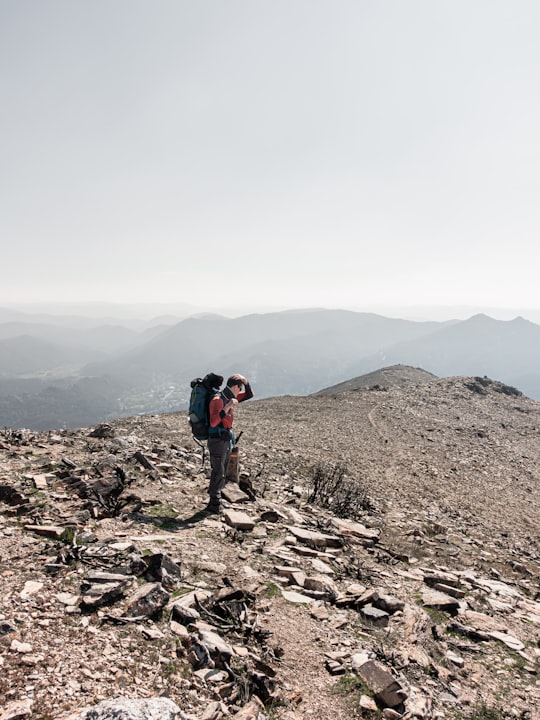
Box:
207;436;231;505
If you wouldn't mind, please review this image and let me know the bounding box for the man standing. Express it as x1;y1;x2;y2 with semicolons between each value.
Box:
206;373;254;513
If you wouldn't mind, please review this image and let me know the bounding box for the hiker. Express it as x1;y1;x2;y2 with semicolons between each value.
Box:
206;373;254;513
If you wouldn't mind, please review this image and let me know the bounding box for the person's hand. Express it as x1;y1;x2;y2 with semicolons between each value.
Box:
229;373;247;385
225;398;239;413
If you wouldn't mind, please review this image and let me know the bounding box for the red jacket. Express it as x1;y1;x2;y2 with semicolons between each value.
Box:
209;385;253;431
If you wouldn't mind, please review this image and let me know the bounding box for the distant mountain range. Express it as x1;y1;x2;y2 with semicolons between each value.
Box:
0;306;539;429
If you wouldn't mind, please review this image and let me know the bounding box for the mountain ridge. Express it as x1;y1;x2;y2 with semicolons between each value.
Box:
2;308;540;429
1;374;539;719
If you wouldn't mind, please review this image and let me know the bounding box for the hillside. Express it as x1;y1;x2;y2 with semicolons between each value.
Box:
82;309;446;393
1;374;540;719
353;314;540;399
0;335;90;375
3;309;540;429
312;364;437;396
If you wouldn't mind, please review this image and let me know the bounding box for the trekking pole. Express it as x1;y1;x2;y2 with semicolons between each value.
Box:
195;438;207;467
234;431;243;445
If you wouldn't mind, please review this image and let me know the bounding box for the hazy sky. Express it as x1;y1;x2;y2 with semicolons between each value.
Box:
2;1;540;316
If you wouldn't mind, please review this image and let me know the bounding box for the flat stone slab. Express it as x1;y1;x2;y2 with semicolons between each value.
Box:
355;660;407;708
330;518;380;542
488;631;525;651
20;581;43;599
85;571;134;584
434;582;466;598
423;569;460;587
23;525;65;539
360;605;390;627
31;474;50;490
194;668;229;684
311;558;335;575
461;610;508;633
81;580;131;609
123;582;170;618
198;628;234;657
60;698;182;720
422;588;460;613
223;510;256;531
0;699;34;720
282;589;314;604
286;525;342;548
275;565;302;576
374;594;405;614
55;592;80;606
286;508;306;525
221;485;251;503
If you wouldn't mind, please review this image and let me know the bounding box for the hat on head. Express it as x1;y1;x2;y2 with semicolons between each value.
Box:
227;373;245;388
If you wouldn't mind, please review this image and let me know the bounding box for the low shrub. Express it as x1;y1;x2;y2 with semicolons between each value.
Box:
307;462;375;519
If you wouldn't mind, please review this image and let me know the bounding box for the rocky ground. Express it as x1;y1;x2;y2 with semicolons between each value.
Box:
1;372;540;720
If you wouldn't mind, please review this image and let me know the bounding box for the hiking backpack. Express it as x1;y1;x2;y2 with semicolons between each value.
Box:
188;373;223;441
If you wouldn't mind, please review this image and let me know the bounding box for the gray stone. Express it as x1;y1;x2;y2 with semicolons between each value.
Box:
434;582;466;598
282;589;314;604
198;628;234;657
326;659;346;675
59;697;185;719
23;524;64;539
144;553;183;589
223;510;256;531
194;668;229;683
421;588;460;613
286;525;343;548
304;576;337;599
461;610;508;633
275;565;303;579
310;605;330;620
197;561;227;574
171;589;212;609
170;620;189;638
360;605;390;627
85;571;133;584
488;630;525;651
423;570;460;587
374;594;405;614
200;702;228;720
351;652;370;670
10;639;32;653
289;570;308;587
260;509;286;522
56;592;81;606
31;473;49;489
123;582;170;619
446;650;465;667
20;581;43;599
172;603;200;625
355;660;407;708
359;695;378;711
330;517;380;542
0;699;34;720
221;484;250;503
81;580;131;609
140;624;164;640
310;557;335;575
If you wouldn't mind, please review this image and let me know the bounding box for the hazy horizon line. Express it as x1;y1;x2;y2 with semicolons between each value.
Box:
2;299;540;324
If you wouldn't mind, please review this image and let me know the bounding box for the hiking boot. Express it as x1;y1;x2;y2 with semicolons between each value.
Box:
205;502;222;514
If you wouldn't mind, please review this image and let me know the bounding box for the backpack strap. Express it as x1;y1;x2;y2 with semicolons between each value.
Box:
207;391;225;436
